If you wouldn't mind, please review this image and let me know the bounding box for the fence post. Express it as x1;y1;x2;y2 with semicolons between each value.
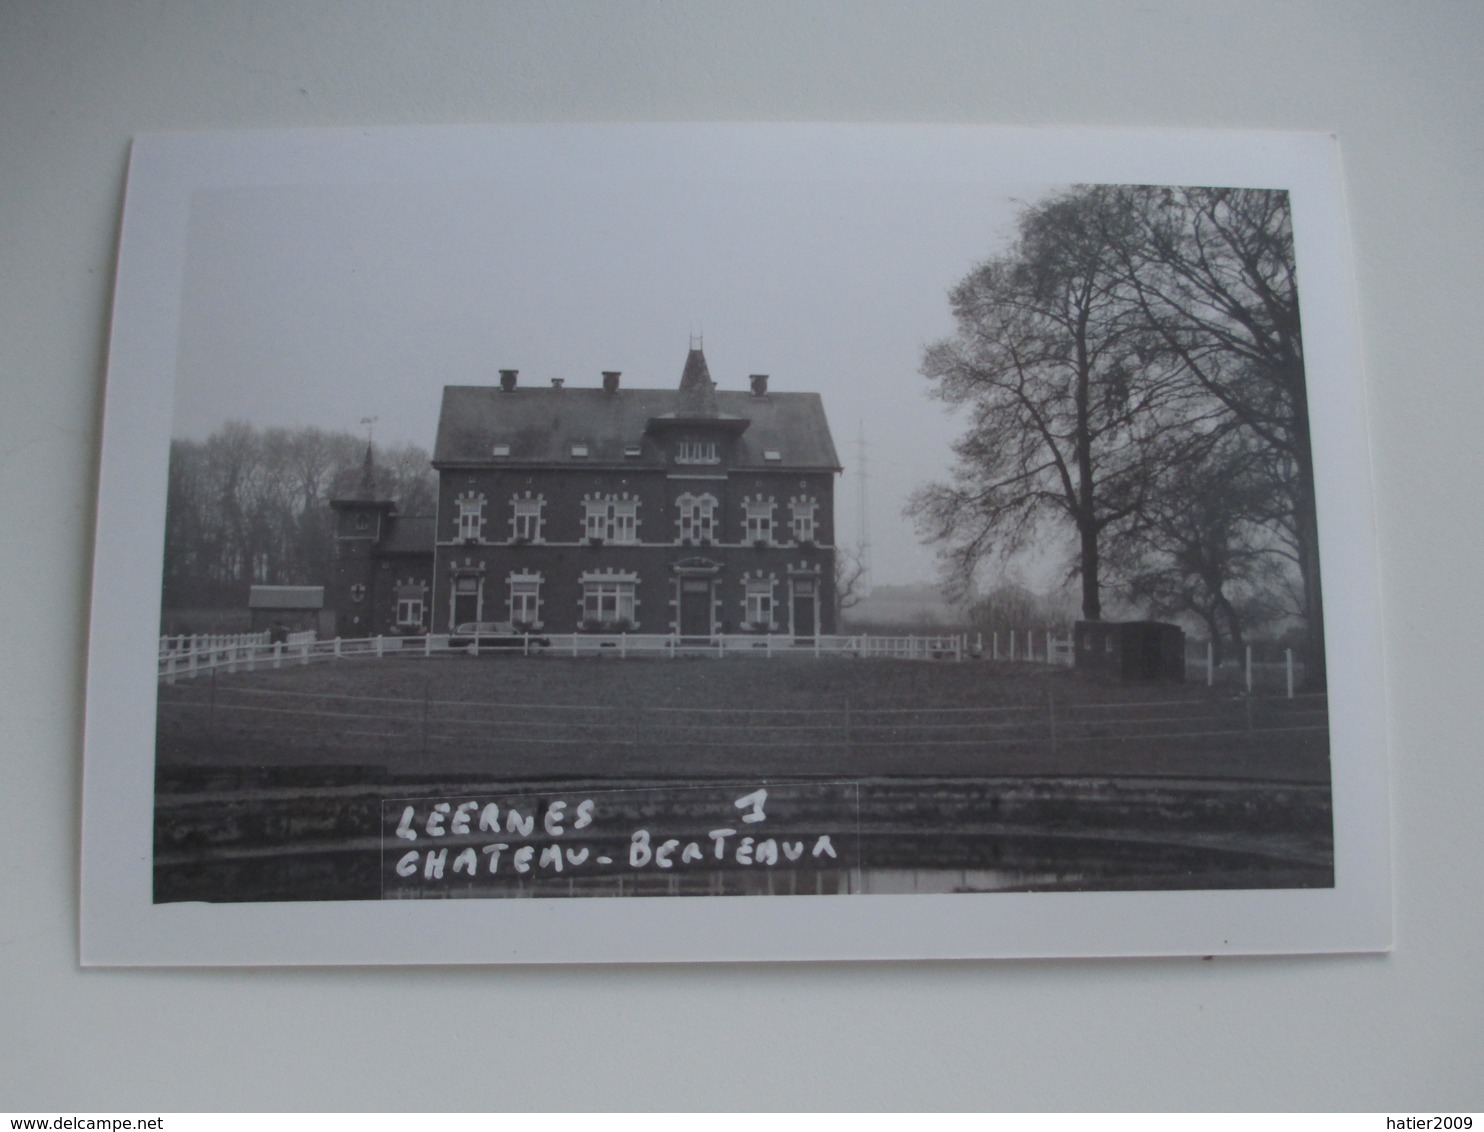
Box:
300;641;309;666
273;641;282;670
420;674;430;761
188;644;197;680
165;652;176;685
620;632;627;659
375;635;384;658
1286;648;1295;699
227;644;237;674
334;637;342;660
1207;640;1214;687
1245;643;1253;693
426;633;433;658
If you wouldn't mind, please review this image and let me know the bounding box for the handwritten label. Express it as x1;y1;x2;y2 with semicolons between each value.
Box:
381;782;861;898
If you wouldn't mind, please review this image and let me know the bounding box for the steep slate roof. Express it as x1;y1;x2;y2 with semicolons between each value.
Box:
434;381;841;470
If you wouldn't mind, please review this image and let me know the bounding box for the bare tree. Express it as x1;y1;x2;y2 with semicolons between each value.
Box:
1106;430;1291;664
834;545;867;619
912;188;1202;619
1110;187;1324;684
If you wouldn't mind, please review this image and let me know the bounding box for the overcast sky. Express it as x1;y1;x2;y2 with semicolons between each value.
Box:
172;169;1053;586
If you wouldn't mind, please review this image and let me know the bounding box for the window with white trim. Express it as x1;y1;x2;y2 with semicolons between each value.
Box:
457;495;485;541
582;579;636;625
396;596;424;626
511;497;543;542
583;497;639;543
508;576;541;626
676;440;719;464
745;578;774;627
677;493;717;543
744;499;774;544
790;497;818;544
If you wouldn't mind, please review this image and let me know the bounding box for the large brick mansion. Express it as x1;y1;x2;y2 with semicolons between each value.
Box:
329;346;842;639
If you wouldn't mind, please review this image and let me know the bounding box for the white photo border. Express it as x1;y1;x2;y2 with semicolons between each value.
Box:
80;124;1391;964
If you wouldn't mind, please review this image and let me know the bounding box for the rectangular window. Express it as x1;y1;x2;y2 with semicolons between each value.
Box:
396;597;424;626
678;494;716;543
457;500;483;541
512;498;542;541
583;581;636;625
508;579;540;626
745;579;773;626
676;440;719;464
791;499;817;544
584;499;638;543
745;500;773;544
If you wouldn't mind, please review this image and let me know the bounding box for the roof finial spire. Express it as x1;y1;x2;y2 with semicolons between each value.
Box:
358;416;378;500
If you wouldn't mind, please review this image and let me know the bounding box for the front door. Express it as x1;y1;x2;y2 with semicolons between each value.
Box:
452;577;480;627
792;580;817;641
679;579;711;638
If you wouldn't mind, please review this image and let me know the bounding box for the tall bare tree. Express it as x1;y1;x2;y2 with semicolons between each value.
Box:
1109;186;1324;684
912;188;1202;619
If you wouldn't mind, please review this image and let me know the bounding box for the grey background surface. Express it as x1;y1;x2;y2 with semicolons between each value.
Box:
1;0;1479;1111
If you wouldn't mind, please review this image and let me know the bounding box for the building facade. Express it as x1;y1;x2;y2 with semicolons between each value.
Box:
327;347;842;640
431;347;841;639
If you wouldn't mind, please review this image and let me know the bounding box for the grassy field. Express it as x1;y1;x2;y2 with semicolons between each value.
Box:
153;655;1333;901
156;653;1330;782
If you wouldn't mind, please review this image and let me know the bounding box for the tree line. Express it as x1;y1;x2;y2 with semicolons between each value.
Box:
163;423;435;610
913;185;1323;682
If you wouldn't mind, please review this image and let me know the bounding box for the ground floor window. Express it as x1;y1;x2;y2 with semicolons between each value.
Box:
583;580;636;626
509;576;541;626
396;597;424;626
745;578;774;627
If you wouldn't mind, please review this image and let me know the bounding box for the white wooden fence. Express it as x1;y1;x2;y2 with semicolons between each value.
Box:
157;630;973;682
156;628;1305;698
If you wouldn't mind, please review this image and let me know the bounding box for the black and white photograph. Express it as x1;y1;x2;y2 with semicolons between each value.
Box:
82;125;1388;963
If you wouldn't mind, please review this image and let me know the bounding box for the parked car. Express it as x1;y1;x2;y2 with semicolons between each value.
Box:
449;621;550;653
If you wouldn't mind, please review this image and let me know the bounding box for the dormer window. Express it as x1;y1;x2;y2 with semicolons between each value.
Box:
624;446;642;459
492;444;510;458
764;450;782;462
676;440;718;465
571;444;589;458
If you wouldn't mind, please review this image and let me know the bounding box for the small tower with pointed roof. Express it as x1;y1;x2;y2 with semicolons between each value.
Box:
328;441;398;636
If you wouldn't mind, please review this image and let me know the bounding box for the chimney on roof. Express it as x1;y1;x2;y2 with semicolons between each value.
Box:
750;374;769;397
499;369;518;392
602;370;621;394
550;377;565;389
